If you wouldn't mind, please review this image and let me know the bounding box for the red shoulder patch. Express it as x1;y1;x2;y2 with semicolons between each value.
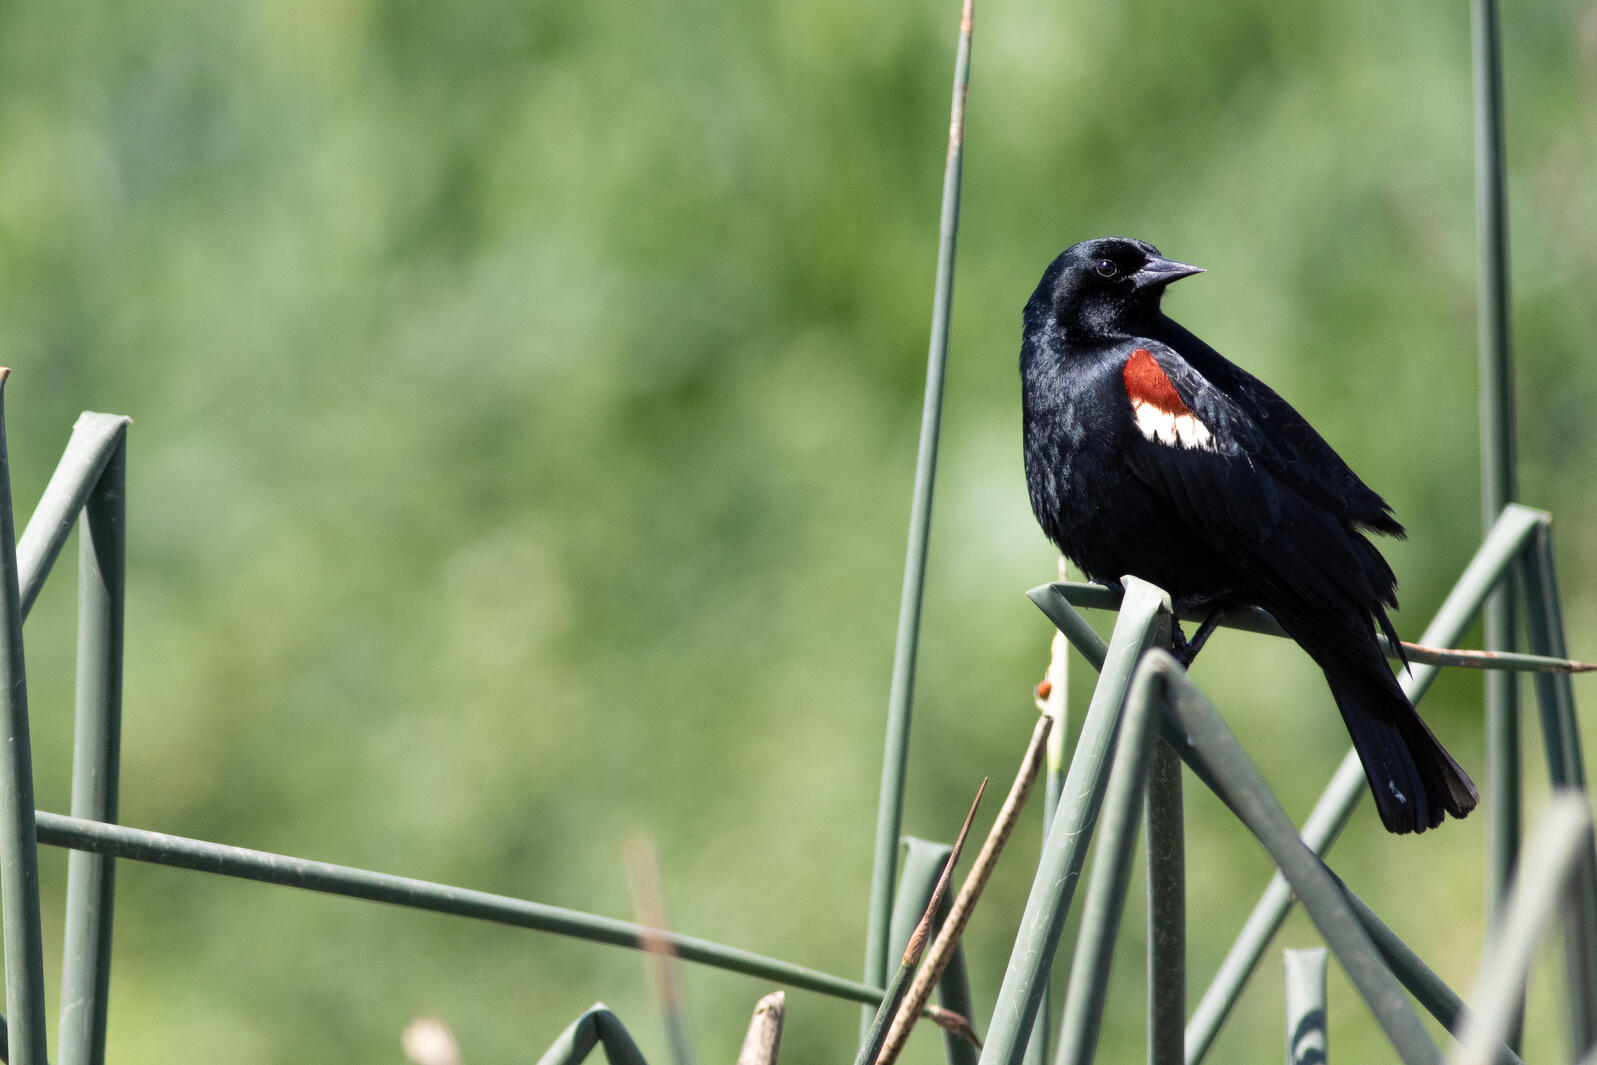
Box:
1122;349;1190;414
1122;349;1216;451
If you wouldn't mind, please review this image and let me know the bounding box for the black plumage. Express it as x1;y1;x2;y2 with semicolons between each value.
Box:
1020;236;1477;834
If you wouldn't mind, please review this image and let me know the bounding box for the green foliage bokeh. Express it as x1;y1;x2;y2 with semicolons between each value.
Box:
1;0;1595;1061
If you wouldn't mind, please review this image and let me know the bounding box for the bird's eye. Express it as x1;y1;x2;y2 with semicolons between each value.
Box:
1095;259;1118;278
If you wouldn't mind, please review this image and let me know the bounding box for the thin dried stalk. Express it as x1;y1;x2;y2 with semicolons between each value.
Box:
925;1004;982;1048
1400;641;1595;673
623;834;696;1065
875;713;1054;1065
735;992;784;1065
857;782;987;1065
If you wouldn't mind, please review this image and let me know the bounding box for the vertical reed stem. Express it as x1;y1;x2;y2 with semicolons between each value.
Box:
1470;1;1521;1048
0;372;50;1065
863;0;975;1018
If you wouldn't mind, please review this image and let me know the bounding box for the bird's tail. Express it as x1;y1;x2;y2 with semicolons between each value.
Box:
1321;656;1479;834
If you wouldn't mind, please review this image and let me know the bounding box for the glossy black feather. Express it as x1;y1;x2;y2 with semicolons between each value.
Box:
1020;236;1476;833
1150;316;1407;540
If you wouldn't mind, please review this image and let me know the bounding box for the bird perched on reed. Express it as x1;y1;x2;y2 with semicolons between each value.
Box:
1019;235;1477;833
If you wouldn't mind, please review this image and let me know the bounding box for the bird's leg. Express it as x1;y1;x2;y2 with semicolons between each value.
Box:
1182;608;1225;663
1168;600;1226;668
1169;619;1194;666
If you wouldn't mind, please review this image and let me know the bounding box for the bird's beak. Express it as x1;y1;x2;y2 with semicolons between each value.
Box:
1131;255;1205;290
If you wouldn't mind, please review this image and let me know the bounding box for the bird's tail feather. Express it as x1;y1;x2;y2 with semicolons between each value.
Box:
1323;660;1478;834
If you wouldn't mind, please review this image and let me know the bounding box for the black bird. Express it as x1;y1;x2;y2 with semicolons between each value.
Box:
1020;235;1478;833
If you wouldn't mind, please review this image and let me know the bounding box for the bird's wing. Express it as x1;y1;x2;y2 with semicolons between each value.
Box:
1119;344;1393;652
1119;345;1285;542
1152;317;1405;538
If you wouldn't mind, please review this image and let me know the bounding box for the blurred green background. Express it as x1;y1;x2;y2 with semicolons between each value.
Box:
0;0;1594;1061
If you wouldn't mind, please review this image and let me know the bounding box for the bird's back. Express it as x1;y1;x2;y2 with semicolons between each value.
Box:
1151;315;1405;539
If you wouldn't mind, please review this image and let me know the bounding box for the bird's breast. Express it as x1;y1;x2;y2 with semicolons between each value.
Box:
1021;361;1136;554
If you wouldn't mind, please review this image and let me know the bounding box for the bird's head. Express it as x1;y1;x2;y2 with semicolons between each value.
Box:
1025;237;1204;340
